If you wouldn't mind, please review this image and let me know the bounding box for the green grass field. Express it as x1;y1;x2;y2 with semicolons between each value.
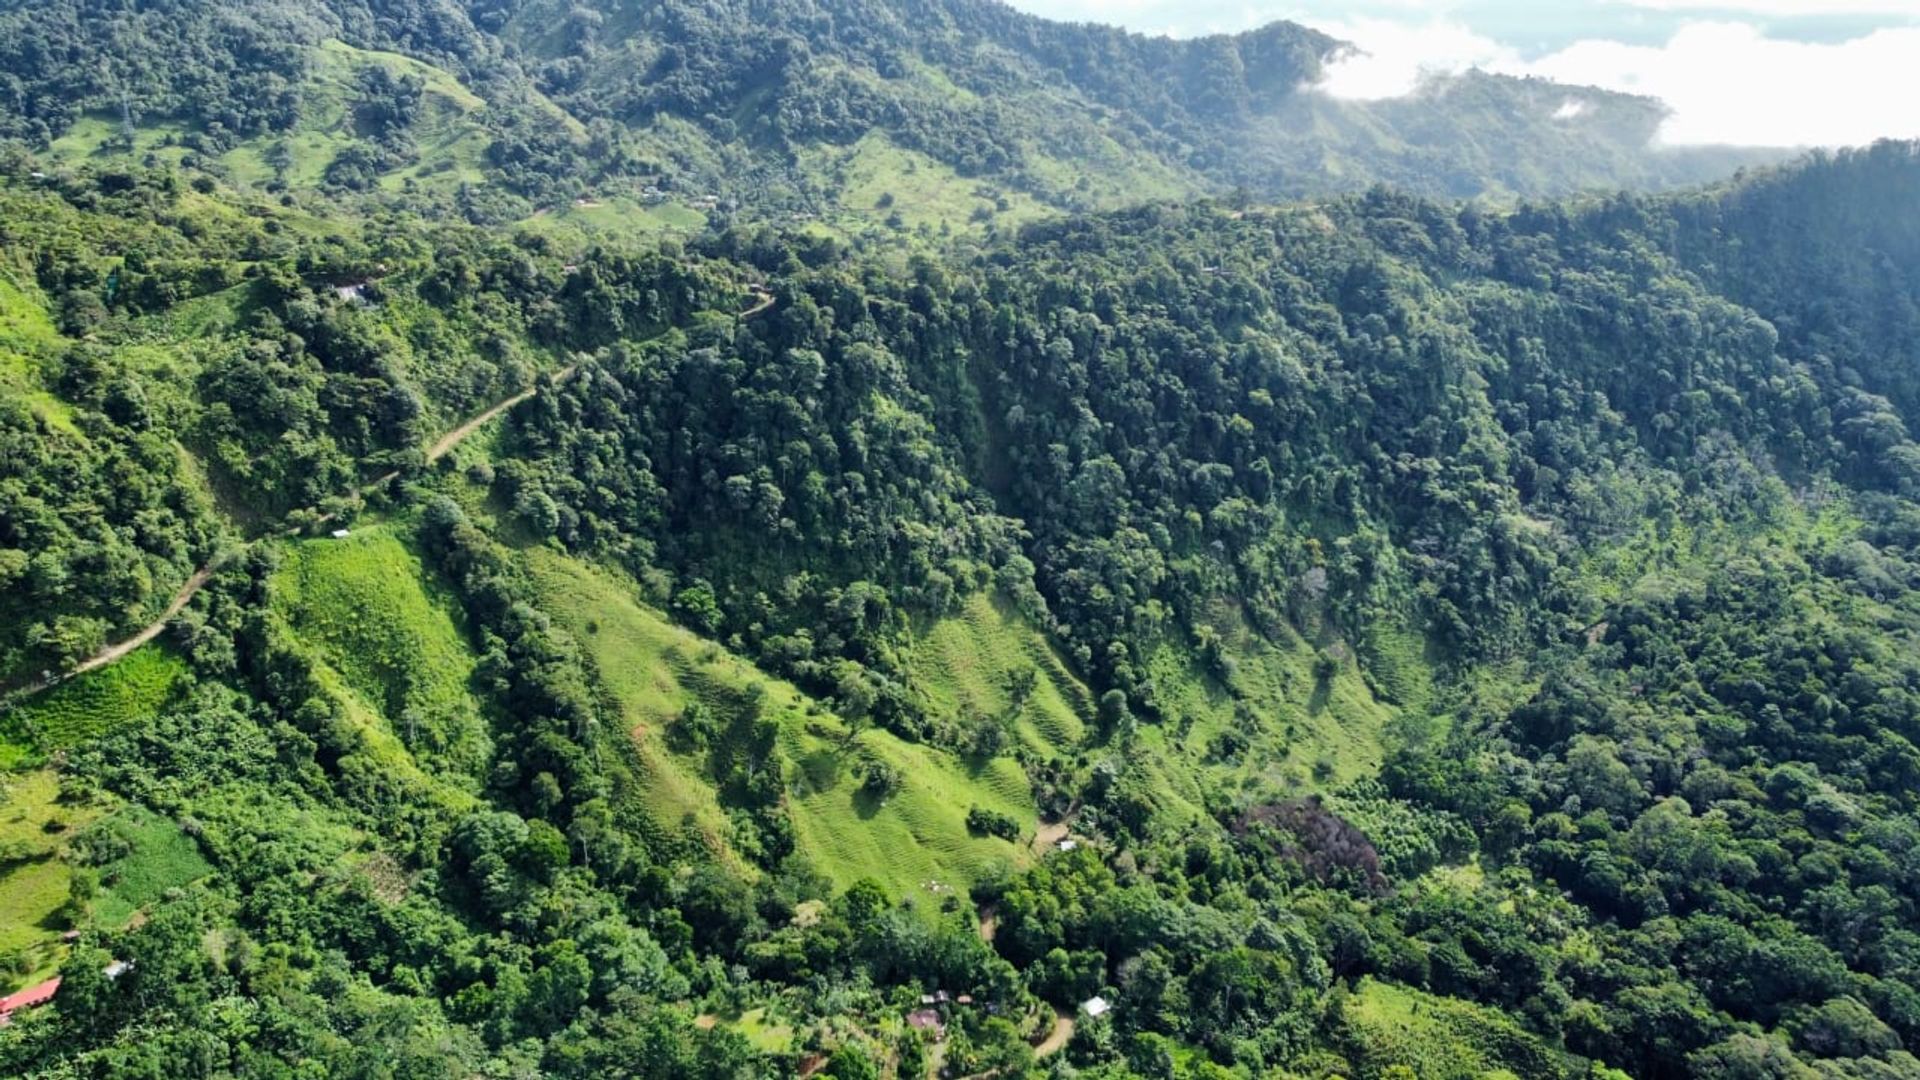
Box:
4;647;188;757
0;270;81;435
138;281;257;342
274;525;490;782
526;551;1037;898
909;593;1089;758
1069;606;1407;830
522;549;748;865
1340;977;1595;1080
49;40;505;196
515;197;710;248
725;1007;796;1054
87;805;213;929
1165;610;1398;788
803;132;1052;237
0;771;104;989
784;722;1032;901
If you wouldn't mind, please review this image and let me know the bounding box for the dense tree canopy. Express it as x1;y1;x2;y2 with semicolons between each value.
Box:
0;34;1918;1076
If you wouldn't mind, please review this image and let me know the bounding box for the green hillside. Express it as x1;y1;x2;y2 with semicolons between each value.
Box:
528;550;1036;898
0;771;214;990
0;771;103;984
2;12;1920;1070
909;593;1090;759
274;525;491;783
0;0;1783;235
1334;977;1605;1080
1;649;188;766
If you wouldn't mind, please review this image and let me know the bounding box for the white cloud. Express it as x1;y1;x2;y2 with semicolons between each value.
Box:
1310;17;1516;99
1004;0;1221;36
1614;0;1920;14
1529;22;1920;145
1312;17;1920;147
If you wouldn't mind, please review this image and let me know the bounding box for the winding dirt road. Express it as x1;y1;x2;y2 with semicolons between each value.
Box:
8;364;592;704
69;566;216;679
7;564;220;702
9;280;780;703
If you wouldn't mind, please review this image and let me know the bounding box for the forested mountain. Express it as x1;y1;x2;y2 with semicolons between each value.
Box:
0;0;1777;235
2;130;1920;1077
5;1;1920;1077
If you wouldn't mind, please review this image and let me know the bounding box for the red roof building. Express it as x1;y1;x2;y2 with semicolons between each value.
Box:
0;977;61;1024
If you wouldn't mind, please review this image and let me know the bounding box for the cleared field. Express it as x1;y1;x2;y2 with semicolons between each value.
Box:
730;1007;796;1054
803;132;1051;236
526;551;1036;898
1168;610;1399;789
49;40;506;196
4;647;188;757
1340;977;1577;1080
523;549;747;865
86;805;214;929
0;771;103;989
515;198;709;247
0;272;80;434
784;723;1032;900
909;593;1090;759
274;525;489;781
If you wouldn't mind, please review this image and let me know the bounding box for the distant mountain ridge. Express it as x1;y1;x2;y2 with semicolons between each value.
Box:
498;0;1767;197
0;0;1781;227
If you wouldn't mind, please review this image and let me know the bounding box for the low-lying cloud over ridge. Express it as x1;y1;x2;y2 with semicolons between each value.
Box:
1312;17;1920;147
1010;1;1920;149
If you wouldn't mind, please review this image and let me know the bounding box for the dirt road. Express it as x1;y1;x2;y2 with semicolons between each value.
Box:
11;282;771;700
11;363;588;702
5;564;217;703
426;364;579;461
70;566;215;678
1033;1008;1075;1057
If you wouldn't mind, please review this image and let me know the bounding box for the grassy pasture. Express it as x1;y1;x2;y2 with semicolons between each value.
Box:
526;551;1037;899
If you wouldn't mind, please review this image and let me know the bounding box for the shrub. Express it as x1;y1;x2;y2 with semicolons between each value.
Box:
966;806;1021;841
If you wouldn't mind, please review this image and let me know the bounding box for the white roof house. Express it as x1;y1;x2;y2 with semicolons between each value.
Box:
1081;995;1111;1018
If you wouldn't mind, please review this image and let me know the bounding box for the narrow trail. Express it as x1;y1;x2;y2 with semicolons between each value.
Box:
427;364;579;461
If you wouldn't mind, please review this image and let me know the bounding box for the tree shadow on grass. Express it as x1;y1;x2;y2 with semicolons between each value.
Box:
1307;676;1332;717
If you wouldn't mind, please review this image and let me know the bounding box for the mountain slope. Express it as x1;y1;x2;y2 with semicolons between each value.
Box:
4;79;1920;1079
502;0;1768;202
0;0;1781;233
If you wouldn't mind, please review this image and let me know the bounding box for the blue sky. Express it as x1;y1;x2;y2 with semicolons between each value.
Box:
1003;0;1920;146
